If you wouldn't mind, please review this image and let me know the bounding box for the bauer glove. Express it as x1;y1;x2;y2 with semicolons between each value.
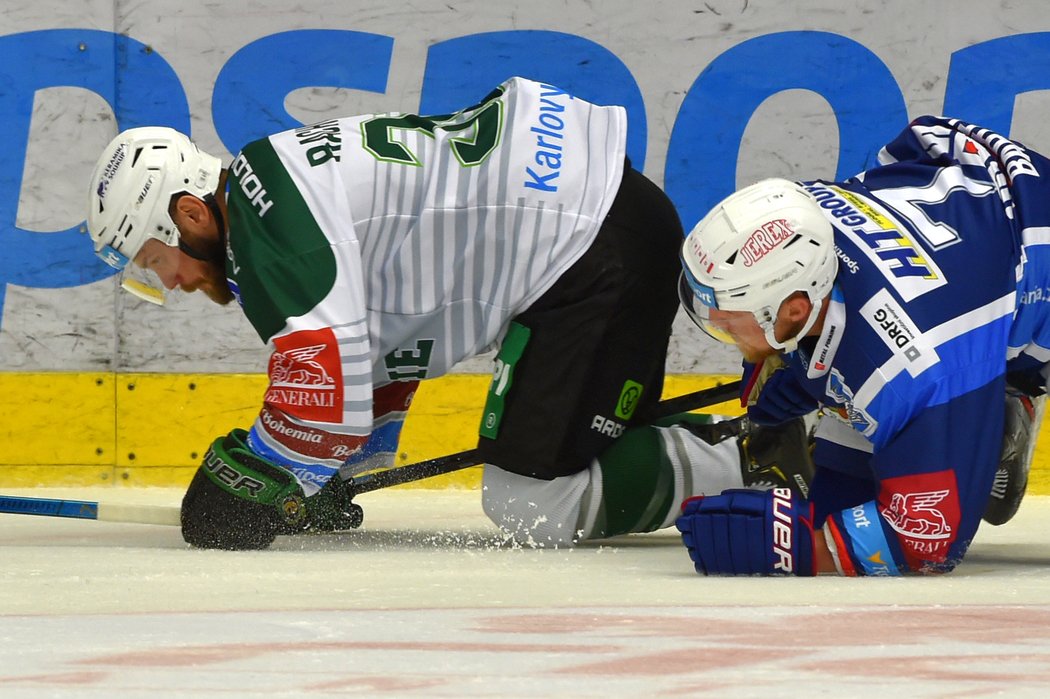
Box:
675;487;816;576
180;428;362;550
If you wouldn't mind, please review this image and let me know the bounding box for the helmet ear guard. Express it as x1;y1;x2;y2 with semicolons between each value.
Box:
680;178;838;353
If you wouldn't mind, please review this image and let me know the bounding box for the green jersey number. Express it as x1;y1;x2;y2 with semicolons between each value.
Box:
360;88;505;167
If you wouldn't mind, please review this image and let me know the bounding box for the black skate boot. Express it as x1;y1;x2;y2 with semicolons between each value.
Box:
983;387;1045;526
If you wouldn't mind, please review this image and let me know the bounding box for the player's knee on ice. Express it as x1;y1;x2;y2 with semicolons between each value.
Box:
481;465;592;547
480;419;756;547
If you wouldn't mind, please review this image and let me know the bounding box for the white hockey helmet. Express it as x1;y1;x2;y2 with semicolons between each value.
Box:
679;178;838;352
86;126;222;303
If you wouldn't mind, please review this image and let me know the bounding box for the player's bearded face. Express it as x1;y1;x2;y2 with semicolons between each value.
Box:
169;234;234;305
707;305;806;362
134;237;234;306
706;309;777;362
192;256;235;305
166;203;235;305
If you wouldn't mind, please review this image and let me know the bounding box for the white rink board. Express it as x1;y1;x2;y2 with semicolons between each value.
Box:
6;1;1050;375
1;488;1050;697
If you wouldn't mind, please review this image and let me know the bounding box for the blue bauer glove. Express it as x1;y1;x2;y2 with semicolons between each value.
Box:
742;359;817;426
675;488;817;576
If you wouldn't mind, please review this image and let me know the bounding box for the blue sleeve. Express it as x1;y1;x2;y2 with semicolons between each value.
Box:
340;380;417;475
341;419;404;472
1011;243;1050;372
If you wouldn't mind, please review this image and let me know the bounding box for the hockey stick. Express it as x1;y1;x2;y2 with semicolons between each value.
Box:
347;378;743;495
0;379;742;526
0;495;181;526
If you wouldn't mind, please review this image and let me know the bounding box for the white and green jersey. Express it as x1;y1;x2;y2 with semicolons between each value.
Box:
224;77;627;487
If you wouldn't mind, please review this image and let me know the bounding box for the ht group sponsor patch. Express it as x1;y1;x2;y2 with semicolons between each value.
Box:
804;182;945;301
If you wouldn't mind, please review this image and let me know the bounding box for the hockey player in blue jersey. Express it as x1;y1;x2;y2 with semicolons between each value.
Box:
675;116;1048;575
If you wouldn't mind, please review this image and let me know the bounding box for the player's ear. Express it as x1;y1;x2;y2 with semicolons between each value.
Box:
780;292;812;323
172;194;210;228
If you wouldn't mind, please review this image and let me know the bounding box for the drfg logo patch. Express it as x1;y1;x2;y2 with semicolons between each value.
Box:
266;328;343;423
859;289;938;376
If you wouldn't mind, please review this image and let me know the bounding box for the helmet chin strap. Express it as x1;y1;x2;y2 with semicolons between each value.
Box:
762;295;824;354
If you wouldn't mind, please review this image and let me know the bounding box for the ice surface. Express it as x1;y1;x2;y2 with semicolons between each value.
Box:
2;488;1050;697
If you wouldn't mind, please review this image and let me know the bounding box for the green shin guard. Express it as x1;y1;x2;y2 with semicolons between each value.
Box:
588;412;739;538
589;424;678;539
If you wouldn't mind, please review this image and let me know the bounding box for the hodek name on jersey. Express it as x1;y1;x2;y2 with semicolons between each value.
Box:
231;153;274;217
524;84;574;193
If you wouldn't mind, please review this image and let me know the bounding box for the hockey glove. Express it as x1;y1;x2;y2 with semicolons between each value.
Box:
741;418;815;499
306;475;366;533
181;429;362;550
742;358;817;426
675;487;816;576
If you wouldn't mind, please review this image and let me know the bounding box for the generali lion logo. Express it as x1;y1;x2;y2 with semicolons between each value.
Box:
879;471;961;565
883;490;951;540
266;328;343;423
271;345;335;388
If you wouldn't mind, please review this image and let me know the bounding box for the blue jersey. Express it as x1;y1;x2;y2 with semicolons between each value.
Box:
759;116;1050;574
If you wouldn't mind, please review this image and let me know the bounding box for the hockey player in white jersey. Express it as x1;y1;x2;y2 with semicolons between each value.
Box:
676;116;1050;575
85;77;810;550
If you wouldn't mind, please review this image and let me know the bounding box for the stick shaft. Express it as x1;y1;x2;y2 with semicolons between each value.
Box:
97;502;182;526
351;379;742;494
0;495;181;525
0;495;99;520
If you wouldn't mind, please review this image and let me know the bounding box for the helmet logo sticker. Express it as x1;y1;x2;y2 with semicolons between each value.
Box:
742;218;795;266
96;143;127;203
136;173;155;206
99;245;128;270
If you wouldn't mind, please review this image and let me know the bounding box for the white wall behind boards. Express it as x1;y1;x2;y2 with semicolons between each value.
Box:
5;0;1050;375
